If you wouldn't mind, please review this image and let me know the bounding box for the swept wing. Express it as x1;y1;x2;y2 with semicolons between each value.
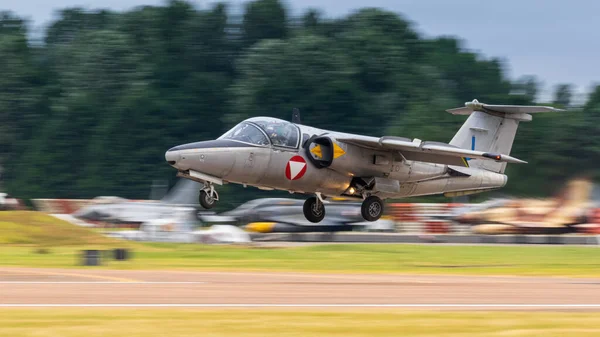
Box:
336;135;526;167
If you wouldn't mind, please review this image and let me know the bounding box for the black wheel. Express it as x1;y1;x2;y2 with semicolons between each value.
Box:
361;196;384;222
199;190;217;209
303;197;325;223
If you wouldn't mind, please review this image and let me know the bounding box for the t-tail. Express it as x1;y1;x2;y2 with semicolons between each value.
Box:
448;99;563;173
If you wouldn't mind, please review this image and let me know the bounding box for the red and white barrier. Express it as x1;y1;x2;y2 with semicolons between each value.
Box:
31;199;94;214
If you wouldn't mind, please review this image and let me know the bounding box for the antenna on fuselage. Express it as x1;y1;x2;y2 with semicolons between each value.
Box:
292;108;301;124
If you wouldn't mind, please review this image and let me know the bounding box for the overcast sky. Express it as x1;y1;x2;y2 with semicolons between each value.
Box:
3;0;599;102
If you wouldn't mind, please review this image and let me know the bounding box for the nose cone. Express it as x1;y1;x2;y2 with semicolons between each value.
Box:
73;206;108;222
165;139;246;176
165;148;180;166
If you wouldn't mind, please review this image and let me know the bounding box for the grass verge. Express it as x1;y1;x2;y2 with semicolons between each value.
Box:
1;310;599;337
2;243;600;276
0;211;119;246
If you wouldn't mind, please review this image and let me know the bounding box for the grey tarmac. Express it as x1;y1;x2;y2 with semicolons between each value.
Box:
1;268;599;310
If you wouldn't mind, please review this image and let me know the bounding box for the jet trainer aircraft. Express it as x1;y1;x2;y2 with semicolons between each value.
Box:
165;100;561;223
450;178;598;234
201;198;395;233
74;178;201;224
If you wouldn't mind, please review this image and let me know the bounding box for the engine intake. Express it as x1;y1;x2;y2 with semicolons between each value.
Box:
304;136;334;168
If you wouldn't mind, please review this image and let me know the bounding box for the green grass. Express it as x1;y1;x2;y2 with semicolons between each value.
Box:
1;310;599;337
2;243;600;276
0;211;119;246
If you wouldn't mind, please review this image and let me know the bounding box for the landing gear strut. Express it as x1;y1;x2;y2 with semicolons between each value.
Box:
303;195;325;223
199;183;219;209
361;195;384;222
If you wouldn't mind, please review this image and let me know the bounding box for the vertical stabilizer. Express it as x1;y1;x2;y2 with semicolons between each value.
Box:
161;178;201;205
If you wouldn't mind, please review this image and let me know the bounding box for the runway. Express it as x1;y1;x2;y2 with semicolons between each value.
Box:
1;268;599;309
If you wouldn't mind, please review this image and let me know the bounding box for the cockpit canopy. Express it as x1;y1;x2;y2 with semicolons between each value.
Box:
219;117;300;148
218;122;269;146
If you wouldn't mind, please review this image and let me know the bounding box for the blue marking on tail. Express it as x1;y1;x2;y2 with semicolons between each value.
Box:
466;136;476;161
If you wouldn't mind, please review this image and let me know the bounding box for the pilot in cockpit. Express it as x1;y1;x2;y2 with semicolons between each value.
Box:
266;125;287;146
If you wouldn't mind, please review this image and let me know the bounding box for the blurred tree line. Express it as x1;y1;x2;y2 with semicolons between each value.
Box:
0;0;597;208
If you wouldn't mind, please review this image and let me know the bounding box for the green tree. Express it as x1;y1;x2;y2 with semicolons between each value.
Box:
242;0;288;48
0;13;44;190
553;84;572;107
45;8;115;45
231;35;373;133
302;9;321;30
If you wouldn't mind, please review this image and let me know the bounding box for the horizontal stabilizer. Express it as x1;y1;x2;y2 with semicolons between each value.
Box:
447;99;564;119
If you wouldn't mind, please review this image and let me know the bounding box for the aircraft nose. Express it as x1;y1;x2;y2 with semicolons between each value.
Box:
165;148;180;166
165;140;238;174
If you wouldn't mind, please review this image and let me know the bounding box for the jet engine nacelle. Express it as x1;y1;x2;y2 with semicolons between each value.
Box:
305;135;447;183
305;136;393;178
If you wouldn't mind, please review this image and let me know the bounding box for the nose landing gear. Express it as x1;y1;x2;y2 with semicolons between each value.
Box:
361;195;384;222
303;193;325;223
199;184;219;209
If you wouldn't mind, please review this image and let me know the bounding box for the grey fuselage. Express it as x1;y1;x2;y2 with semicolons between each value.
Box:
165;117;507;200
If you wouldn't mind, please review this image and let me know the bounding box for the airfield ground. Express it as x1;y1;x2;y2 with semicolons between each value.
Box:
1;268;600;307
2;211;600;336
2;310;600;337
1;268;600;336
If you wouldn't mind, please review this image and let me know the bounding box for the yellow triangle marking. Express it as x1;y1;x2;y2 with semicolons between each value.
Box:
310;144;323;159
333;143;346;159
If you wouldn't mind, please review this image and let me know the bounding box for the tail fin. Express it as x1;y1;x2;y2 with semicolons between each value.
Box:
161;178;202;205
448;99;562;173
555;178;593;206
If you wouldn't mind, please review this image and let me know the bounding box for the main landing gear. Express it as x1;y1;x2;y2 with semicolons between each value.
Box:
361;195;384;222
302;193;384;223
199;183;219;209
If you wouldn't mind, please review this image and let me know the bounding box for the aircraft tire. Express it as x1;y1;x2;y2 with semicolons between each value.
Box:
361;196;384;222
199;190;217;209
303;197;325;223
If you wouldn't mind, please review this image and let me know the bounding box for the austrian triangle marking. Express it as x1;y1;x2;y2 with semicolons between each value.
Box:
289;161;306;180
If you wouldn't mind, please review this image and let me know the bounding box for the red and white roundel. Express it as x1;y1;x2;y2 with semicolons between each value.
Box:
285;155;307;180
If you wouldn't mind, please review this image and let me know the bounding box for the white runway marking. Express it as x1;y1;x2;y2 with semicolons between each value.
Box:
1;304;600;308
0;281;205;284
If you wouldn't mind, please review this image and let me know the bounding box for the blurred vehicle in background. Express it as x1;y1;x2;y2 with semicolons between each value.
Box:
106;206;199;242
0;192;24;211
106;207;250;244
201;198;396;233
73;179;201;225
449;178;598;234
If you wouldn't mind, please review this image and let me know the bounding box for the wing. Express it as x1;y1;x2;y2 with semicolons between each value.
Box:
336;135;526;167
245;215;354;233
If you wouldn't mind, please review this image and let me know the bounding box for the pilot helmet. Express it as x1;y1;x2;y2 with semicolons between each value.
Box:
266;125;277;136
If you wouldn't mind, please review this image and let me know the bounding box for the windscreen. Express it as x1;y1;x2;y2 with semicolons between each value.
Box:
219;122;269;146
